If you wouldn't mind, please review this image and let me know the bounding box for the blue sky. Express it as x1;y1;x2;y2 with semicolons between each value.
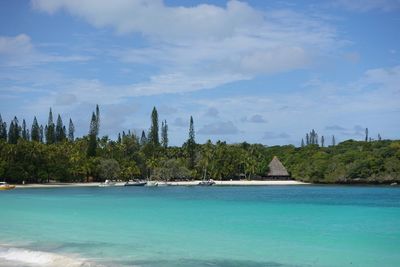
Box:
0;0;399;146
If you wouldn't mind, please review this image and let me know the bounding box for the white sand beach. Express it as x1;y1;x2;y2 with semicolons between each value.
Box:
14;180;308;188
168;180;309;186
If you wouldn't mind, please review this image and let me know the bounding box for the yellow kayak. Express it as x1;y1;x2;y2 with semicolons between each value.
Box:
0;182;16;190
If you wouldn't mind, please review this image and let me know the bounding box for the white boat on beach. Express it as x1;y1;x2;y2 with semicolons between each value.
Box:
0;182;16;190
198;179;215;186
145;181;158;187
99;180;116;187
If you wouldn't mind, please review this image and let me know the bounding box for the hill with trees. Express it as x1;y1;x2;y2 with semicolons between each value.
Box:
0;107;399;184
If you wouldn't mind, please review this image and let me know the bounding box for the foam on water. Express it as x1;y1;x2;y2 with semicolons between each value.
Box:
0;245;102;267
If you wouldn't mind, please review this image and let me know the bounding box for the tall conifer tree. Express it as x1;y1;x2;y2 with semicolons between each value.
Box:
31;117;40;142
140;130;147;146
46;108;55;144
0;114;7;141
149;107;159;146
68;118;75;141
187;116;196;169
161;120;168;148
95;104;100;136
55;114;65;142
8;117;20;144
87;112;97;157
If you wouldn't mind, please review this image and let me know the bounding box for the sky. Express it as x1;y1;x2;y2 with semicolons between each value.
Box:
0;0;399;146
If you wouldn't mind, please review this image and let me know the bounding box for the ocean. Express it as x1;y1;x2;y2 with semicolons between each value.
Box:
0;185;399;267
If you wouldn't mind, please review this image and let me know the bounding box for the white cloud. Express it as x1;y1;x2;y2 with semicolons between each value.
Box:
192;65;400;143
0;34;90;67
32;0;263;40
32;0;341;95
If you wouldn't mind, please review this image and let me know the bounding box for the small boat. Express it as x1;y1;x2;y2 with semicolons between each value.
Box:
145;181;159;187
0;182;16;190
99;180;116;187
124;180;147;186
198;179;215;186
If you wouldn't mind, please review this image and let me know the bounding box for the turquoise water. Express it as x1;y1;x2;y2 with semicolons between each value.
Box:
1;185;400;267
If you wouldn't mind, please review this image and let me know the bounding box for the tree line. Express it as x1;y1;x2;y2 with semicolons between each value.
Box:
0;106;399;184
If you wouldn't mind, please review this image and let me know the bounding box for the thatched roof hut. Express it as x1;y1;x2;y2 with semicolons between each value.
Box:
267;156;289;178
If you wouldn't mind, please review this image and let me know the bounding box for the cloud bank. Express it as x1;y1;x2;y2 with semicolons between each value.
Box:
32;0;340;96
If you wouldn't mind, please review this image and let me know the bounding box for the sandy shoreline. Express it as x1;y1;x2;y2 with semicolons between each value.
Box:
13;180;308;188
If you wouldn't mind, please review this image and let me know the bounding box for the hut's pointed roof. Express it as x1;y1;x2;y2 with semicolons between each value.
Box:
267;156;289;176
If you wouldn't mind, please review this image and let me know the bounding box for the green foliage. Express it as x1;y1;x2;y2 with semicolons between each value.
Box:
1;106;399;184
152;158;191;181
97;159;120;181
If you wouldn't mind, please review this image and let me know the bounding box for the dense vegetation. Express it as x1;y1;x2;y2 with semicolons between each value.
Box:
0;107;399;184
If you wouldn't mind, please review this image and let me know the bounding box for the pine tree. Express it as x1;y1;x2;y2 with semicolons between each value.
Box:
31;117;40;142
95;104;100;136
306;133;310;145
332;135;336;146
149;107;159;146
187;116;196;169
311;129;317;145
378;133;382;141
46;108;55;144
321;135;325;147
117;133;122;144
8;121;14;144
55;114;65;142
0;114;7;141
301;138;305;147
22;119;27;140
365;128;368;142
8;117;20;144
161;120;168;148
140;130;147;146
87;112;97;157
1;121;6;140
68;118;75;142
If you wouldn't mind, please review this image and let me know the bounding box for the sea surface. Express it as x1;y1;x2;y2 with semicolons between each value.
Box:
0;185;399;267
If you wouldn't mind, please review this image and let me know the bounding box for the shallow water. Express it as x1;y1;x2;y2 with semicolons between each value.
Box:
1;185;399;267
